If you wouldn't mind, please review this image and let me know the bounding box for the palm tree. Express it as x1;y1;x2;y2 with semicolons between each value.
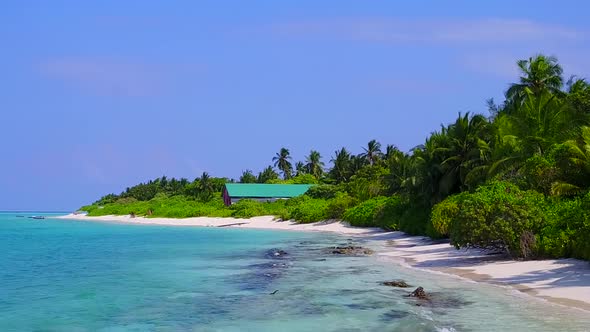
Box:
329;147;351;183
360;140;383;165
295;161;307;176
198;172;214;201
410;132;448;204
272;148;293;179
257;166;279;183
349;154;367;175
239;170;257;183
437;113;492;193
486;88;569;182
384;144;399;160
552;126;590;196
506;54;564;103
565;76;590;127
510;90;566;156
305;150;325;179
384;148;414;195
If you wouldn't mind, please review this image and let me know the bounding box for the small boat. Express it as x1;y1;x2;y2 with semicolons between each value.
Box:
29;216;45;220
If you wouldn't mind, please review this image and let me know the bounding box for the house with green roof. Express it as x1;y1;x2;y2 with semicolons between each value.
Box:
222;183;312;206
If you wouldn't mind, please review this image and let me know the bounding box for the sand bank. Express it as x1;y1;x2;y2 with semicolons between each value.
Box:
57;213;590;311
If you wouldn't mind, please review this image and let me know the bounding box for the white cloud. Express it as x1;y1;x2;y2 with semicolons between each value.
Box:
38;57;168;97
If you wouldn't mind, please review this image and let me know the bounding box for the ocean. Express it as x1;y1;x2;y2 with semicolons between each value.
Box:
1;212;589;331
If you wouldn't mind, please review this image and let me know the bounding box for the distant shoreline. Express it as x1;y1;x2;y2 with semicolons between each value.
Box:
57;213;590;312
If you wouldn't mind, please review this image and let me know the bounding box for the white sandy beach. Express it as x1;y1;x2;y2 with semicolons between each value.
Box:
58;213;590;311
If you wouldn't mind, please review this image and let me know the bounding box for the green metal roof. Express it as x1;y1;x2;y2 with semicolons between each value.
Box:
224;183;312;198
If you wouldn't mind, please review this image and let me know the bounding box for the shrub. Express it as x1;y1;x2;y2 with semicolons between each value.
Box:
346;166;389;201
373;196;404;230
542;196;590;260
342;196;405;229
230;199;266;218
517;155;558;195
448;181;546;259
342;197;389;227
326;192;356;219
398;202;431;236
289;198;330;223
431;193;466;237
306;185;339;199
287;174;319;184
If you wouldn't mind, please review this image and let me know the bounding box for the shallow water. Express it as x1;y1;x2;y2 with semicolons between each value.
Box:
1;212;589;331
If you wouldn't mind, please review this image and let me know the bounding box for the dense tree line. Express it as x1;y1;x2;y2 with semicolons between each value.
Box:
83;54;590;261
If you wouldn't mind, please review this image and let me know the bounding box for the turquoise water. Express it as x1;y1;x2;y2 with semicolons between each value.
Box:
1;212;589;331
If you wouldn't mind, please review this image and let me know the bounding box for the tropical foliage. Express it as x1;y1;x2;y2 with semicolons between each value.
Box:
82;54;590;261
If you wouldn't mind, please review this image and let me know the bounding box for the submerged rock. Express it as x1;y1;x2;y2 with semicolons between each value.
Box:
265;248;288;258
419;292;474;309
407;287;429;300
404;287;473;309
381;280;411;288
328;246;374;256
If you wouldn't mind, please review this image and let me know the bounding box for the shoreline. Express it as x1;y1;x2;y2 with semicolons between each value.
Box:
56;213;590;312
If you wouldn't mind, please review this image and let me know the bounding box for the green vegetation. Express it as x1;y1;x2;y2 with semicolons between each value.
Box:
82;54;590;261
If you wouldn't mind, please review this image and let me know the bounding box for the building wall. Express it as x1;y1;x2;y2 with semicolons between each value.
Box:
222;187;232;206
229;197;283;205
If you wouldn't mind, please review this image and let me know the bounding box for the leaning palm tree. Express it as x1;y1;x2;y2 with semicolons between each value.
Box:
329;147;351;183
305;150;325;179
360;140;383;165
272;147;293;179
506;54;564;103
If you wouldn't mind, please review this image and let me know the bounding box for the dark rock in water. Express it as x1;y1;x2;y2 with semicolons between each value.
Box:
381;280;410;288
237;261;291;291
328;246;374;256
265;248;288;259
407;287;429;300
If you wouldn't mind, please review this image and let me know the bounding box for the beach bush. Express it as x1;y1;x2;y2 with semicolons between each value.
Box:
542;196;590;260
448;181;546;259
346;166;389;201
84;196;232;218
306;185;340;199
341;196;405;229
431;193;466;237
230;199;267;218
287;197;330;223
287;174;319;184
326;192;356;219
398;202;432;236
342;197;389;227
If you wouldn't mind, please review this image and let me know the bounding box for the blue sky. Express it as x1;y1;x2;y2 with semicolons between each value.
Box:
2;0;590;210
